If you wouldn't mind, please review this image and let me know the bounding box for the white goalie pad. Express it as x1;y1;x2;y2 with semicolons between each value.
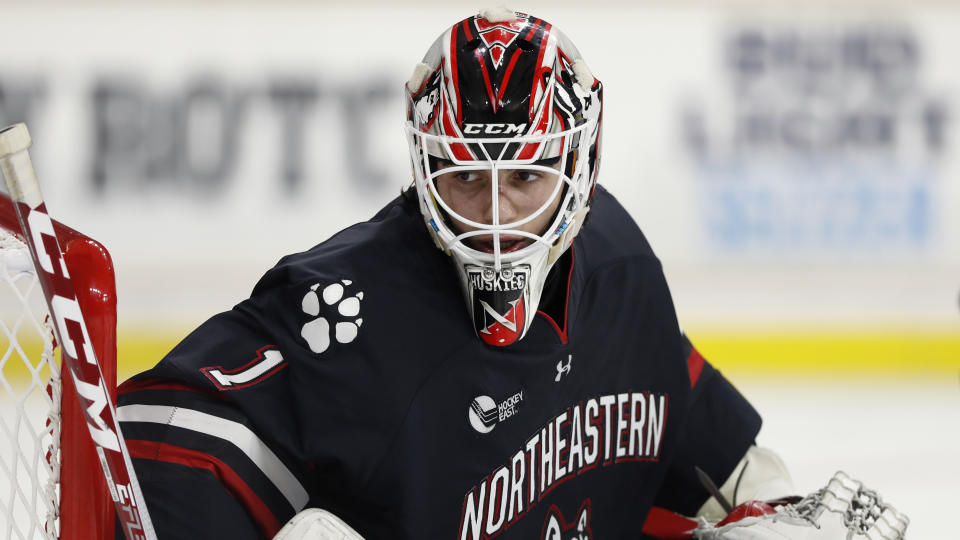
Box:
273;508;365;540
694;472;909;540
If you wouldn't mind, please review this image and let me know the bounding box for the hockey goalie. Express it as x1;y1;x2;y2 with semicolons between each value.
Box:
114;6;910;540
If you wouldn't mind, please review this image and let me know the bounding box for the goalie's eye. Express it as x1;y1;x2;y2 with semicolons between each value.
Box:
510;170;543;183
453;171;484;183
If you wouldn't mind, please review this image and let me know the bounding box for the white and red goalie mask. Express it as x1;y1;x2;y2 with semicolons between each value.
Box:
404;7;603;347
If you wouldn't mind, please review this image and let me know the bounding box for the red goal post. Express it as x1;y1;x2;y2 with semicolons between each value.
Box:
0;192;116;539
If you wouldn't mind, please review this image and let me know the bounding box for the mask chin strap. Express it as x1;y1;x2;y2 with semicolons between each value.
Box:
548;206;590;265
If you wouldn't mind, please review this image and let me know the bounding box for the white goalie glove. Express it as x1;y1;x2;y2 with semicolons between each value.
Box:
694;472;909;540
273;508;365;540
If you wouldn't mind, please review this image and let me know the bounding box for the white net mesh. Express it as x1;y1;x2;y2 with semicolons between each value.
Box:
0;227;61;540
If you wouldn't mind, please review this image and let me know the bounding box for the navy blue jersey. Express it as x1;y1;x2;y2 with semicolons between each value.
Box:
117;186;761;539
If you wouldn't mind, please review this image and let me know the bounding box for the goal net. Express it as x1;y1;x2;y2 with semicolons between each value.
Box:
0;194;116;540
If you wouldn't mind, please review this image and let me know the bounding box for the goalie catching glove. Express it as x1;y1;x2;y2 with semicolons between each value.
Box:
693;471;909;539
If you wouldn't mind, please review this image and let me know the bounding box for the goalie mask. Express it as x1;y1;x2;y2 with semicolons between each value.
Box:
405;7;603;346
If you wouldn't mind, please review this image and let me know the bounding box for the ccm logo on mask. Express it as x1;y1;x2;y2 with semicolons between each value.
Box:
463;123;526;135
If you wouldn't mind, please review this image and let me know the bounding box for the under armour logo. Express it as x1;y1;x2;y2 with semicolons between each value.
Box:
555;355;572;382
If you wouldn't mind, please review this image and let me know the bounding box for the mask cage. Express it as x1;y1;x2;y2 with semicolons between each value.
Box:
405;122;595;271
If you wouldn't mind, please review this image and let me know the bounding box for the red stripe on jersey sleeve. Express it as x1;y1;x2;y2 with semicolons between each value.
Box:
127;439;283;538
118;377;228;401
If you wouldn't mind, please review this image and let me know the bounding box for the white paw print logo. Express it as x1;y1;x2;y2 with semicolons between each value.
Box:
300;280;363;354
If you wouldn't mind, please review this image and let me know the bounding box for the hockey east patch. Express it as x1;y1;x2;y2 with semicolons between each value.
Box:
468;390;524;434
